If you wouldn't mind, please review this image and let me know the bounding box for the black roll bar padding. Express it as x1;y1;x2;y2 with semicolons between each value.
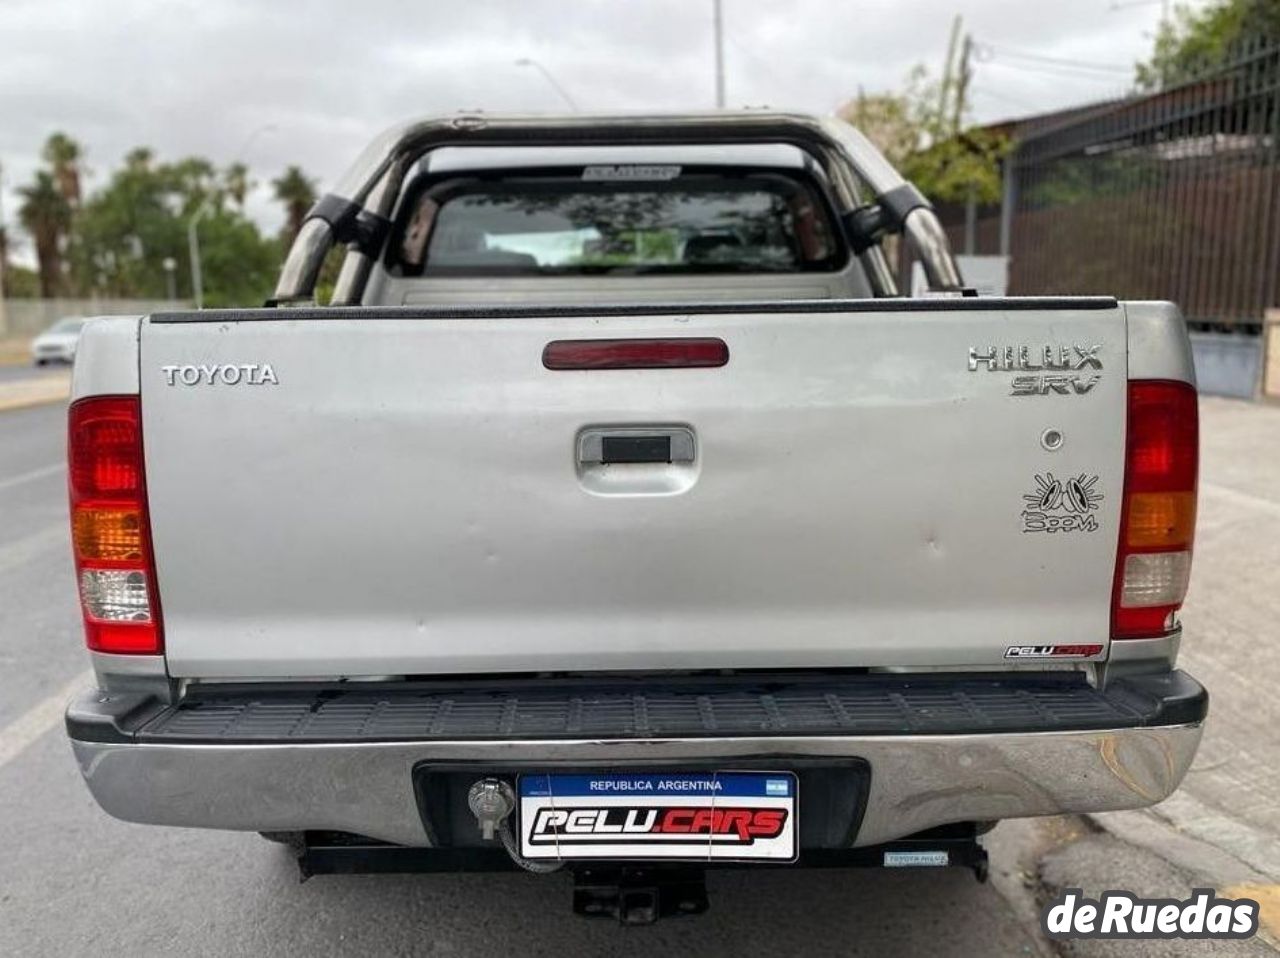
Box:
841;183;932;255
306;195;391;257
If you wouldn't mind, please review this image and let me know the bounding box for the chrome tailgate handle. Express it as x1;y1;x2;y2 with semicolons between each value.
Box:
577;427;695;465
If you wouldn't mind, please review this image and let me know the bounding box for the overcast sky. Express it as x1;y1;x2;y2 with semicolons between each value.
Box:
1;0;1195;263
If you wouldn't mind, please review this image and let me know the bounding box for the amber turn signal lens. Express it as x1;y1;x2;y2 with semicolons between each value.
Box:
72;507;144;561
1125;491;1196;549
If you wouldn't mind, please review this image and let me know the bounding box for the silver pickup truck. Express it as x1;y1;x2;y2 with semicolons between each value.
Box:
65;113;1205;922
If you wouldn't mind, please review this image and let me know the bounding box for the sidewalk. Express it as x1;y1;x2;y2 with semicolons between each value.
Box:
0;372;71;413
1075;396;1280;949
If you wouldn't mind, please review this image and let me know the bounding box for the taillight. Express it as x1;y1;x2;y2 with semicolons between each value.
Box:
1112;380;1198;639
68;396;163;654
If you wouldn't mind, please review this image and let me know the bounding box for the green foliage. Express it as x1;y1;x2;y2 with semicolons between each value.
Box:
14;131;321;306
1021;152;1155;210
838;67;1009;205
2;264;41;298
272;165;318;245
17;169;71;297
68;150;281;306
42;130;84;206
1136;0;1280;90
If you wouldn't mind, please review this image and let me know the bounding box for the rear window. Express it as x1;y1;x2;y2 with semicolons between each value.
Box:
396;171;846;276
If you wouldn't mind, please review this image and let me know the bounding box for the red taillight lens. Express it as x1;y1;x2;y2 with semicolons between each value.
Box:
1112;380;1198;639
68;396;163;654
542;338;730;370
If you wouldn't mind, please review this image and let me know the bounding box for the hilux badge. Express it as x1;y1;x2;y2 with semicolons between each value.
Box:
969;344;1101;396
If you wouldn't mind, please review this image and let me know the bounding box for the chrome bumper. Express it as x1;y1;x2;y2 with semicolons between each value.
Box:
70;723;1203;848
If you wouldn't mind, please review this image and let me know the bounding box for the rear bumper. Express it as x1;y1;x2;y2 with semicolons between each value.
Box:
67;671;1207;849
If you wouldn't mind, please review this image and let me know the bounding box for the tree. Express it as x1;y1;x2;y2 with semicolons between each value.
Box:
1136;0;1280;89
2;264;40;298
272;166;317;245
224;162;251;208
17;171;71;297
838;66;1008;205
42;132;84;207
69;150;280;306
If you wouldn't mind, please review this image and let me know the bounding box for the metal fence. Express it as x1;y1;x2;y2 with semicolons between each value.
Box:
948;38;1280;331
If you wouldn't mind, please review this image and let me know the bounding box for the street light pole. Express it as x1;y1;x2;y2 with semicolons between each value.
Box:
713;0;726;108
187;199;210;309
162;256;177;303
187;123;277;309
514;58;579;111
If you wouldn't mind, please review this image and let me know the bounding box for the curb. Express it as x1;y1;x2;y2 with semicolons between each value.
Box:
1086;809;1280;949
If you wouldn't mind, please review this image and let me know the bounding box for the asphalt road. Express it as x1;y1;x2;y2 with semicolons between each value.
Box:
0;395;1276;956
0;361;69;384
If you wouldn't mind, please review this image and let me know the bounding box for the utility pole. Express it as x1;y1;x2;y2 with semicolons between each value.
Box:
713;0;726;108
953;33;973;136
956;29;977;254
938;16;962;127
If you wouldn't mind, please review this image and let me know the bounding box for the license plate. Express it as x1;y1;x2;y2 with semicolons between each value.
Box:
517;771;798;862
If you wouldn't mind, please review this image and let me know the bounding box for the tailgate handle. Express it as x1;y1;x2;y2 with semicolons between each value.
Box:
578;427;695;465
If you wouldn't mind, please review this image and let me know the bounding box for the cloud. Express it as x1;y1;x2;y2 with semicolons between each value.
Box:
0;0;1189;262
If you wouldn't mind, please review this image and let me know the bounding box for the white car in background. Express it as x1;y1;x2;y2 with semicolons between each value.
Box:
31;316;87;365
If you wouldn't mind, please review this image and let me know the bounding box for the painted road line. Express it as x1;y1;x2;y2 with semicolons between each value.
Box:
0;670;92;772
0;463;64;494
1201;481;1280;520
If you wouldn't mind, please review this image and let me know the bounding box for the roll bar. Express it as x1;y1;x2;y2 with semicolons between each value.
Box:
273;112;963;304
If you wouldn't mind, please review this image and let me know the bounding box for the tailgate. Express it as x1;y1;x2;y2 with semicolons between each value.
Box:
140;301;1127;677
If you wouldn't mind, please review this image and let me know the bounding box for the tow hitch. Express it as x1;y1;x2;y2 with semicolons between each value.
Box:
573;865;709;924
288;822;989;924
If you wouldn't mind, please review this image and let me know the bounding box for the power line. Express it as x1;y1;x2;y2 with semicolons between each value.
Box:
976;42;1134;75
981;58;1131;85
971;85;1043;112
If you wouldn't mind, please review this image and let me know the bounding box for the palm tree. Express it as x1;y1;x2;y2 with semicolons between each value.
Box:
42;132;84;207
17;171;71;297
272;166;317;245
125;147;154;172
224;162;251;208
